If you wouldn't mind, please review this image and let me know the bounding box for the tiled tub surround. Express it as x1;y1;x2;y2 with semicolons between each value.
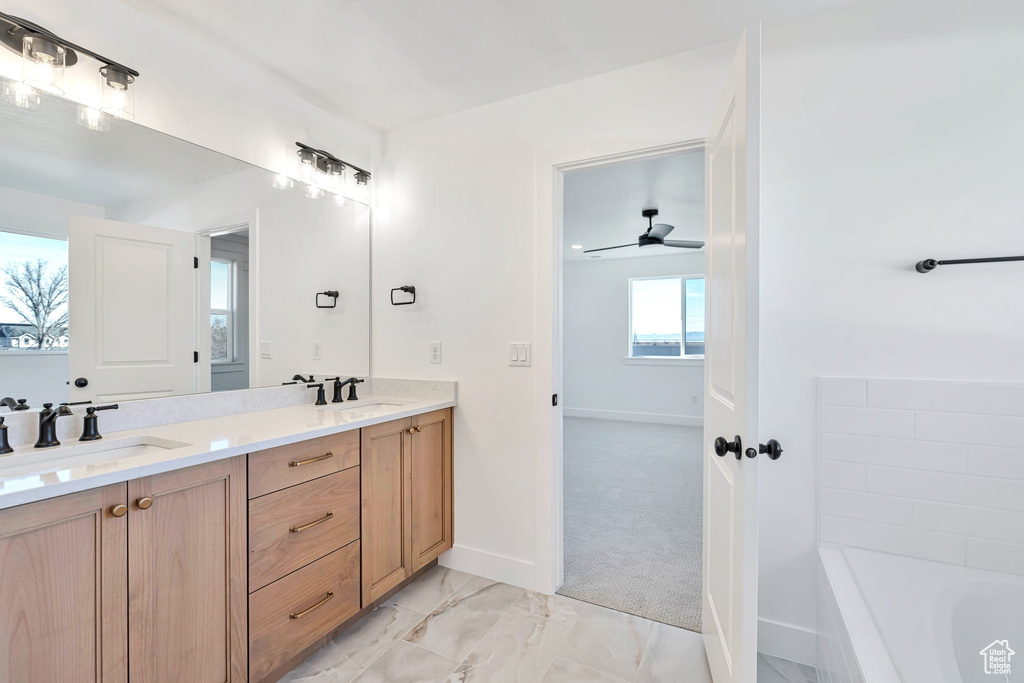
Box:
0;377;456;510
818;377;1024;574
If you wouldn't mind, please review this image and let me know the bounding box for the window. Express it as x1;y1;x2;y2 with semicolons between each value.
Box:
0;229;69;351
629;275;704;358
210;258;235;362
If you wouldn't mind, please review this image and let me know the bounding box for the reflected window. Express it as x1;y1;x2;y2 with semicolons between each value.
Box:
629;275;704;358
0;229;69;351
210;258;235;362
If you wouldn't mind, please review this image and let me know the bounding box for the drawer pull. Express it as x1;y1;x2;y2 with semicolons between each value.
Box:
289;591;334;619
289;451;333;467
289;512;334;533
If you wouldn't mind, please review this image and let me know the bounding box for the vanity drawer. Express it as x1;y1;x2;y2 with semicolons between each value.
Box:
248;430;360;498
249;467;360;591
249;541;360;683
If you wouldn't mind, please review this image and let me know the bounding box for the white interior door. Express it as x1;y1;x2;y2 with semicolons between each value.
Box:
69;215;196;403
702;26;761;683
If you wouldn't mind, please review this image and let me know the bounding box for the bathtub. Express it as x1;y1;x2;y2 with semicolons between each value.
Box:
818;546;1024;683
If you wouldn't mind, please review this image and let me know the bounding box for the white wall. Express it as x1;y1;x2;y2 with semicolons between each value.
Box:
0;185;104;237
109;168;371;385
373;43;733;586
758;0;1024;661
563;253;704;424
0;0;376;181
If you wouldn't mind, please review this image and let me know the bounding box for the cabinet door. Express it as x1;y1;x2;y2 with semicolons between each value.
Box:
410;408;454;571
0;484;128;683
128;456;247;683
361;417;412;604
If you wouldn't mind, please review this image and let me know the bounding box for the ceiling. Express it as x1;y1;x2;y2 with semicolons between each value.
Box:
0;85;252;207
563;149;704;261
122;0;852;131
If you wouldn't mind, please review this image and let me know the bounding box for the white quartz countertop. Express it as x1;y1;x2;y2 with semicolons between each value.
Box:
0;394;455;510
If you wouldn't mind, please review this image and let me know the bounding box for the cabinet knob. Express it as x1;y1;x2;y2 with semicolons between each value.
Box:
136;497;154;510
407;427;416;434
109;504;128;517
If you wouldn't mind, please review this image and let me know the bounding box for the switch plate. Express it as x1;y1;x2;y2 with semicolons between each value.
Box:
312;341;323;361
429;342;442;364
260;341;273;359
509;342;531;367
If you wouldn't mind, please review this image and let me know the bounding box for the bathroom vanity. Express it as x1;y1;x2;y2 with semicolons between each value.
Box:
0;394;454;683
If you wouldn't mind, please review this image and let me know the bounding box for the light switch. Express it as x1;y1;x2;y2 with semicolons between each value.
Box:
509;342;531;367
260;341;273;359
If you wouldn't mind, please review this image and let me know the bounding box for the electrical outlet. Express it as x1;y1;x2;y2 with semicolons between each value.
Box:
260;341;273;359
429;342;442;364
691;394;700;405
312;341;323;361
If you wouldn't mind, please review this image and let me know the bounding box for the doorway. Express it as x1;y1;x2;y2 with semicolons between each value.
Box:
557;147;707;631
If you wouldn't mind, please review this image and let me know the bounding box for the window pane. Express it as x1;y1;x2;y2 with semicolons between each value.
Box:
631;277;681;357
210;260;230;310
0;230;69;350
685;278;705;355
211;314;228;360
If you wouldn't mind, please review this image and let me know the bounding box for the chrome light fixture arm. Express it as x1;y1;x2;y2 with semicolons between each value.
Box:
0;11;140;79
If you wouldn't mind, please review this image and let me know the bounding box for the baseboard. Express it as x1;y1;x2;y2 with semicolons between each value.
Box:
438;544;536;590
563;407;703;427
758;617;817;667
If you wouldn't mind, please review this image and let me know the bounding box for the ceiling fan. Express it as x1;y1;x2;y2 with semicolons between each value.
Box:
584;209;704;254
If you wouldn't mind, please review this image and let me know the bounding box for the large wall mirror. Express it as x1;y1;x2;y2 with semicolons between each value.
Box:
0;87;370;410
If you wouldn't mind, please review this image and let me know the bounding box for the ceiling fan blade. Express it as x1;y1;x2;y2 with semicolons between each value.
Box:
649;223;675;240
663;239;705;249
583;243;637;253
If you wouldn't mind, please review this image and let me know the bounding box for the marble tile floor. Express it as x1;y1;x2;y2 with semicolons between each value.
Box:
277;565;717;683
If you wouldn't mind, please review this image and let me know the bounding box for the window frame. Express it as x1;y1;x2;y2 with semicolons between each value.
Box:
626;273;705;364
209;256;236;364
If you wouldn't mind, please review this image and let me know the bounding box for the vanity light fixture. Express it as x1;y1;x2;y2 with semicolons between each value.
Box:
76;103;110;131
293;142;371;204
272;173;294;190
0;75;40;109
0;12;139;121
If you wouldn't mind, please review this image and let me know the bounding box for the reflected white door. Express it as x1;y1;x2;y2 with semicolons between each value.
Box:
702;26;761;683
68;216;195;403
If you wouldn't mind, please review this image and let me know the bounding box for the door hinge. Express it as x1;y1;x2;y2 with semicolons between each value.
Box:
194;351;199;363
552;393;558;407
194;256;199;269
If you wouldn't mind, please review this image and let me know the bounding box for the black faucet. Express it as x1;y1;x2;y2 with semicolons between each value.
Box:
35;403;73;448
323;377;344;403
79;404;119;441
293;374;314;383
337;377;364;401
1;397;28;411
307;383;328;406
0;416;12;455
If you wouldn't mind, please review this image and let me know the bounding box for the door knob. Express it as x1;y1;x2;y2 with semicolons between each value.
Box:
136;497;153;510
74;377;89;388
744;439;784;460
714;435;743;460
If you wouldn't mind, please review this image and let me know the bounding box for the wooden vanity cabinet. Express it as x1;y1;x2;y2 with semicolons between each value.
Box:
0;456;247;683
0;484;128;683
361;408;453;604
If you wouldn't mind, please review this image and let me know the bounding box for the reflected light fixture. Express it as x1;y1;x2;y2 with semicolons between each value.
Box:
305;183;325;200
76;103;110;131
0;76;40;109
0;12;139;118
272;173;294;190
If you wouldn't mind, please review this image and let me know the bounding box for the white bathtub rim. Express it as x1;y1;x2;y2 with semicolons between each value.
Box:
819;546;901;683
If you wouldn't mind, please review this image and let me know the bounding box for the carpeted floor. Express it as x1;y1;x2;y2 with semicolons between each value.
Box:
557;417;704;633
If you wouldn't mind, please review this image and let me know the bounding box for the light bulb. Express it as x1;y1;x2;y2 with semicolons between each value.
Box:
22;35;65;95
99;65;135;120
571;244;583;250
1;77;40;109
272;173;294;190
298;150;318;184
76;104;110;131
332;192;347;207
305;183;324;200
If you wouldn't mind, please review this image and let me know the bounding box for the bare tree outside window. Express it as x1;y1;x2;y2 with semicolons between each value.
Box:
1;259;69;350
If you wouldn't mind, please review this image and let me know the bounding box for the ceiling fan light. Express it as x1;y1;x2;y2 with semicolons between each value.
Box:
571;244;583;250
99;65;135;120
22;34;65;95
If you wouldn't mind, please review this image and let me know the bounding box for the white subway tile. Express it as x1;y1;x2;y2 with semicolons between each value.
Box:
820;488;914;525
820;433;967;473
819;515;966;565
867;379;1024;417
866;466;1024;512
820;462;866;491
915;411;1024;448
969;445;1024;481
821;379;867;407
913;500;1024;544
966;538;1024;576
820;406;914;438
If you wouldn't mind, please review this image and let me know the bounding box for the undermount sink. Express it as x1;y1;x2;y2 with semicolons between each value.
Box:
332;400;408;410
0;436;192;471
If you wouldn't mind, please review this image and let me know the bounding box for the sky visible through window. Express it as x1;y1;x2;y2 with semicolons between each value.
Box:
632;277;681;342
0;230;68;322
